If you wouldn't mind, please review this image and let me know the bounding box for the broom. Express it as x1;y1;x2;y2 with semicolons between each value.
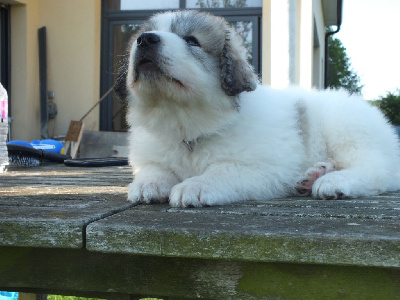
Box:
8;87;115;167
62;86;115;158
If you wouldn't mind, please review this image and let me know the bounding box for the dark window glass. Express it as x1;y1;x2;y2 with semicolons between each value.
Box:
104;0;180;10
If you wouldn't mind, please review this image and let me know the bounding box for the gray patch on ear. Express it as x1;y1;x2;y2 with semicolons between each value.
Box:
220;31;258;96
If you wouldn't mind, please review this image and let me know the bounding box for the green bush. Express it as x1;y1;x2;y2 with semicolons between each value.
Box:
48;296;103;300
327;34;363;95
48;296;161;300
377;90;400;125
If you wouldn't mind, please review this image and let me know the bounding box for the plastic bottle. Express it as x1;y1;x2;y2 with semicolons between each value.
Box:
0;83;8;123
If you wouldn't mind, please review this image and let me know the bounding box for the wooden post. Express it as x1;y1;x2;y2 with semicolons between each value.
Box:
64;121;84;159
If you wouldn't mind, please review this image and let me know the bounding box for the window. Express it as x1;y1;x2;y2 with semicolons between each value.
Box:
104;0;262;10
0;4;10;98
0;4;10;123
100;0;262;131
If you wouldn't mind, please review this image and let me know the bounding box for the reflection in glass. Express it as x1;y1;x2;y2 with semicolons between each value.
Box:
186;0;262;8
120;0;179;10
229;21;253;63
111;23;141;131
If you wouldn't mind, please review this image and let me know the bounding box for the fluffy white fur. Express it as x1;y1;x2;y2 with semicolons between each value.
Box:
117;11;400;207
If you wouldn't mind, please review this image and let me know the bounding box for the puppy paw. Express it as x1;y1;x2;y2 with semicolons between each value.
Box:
128;180;174;204
313;176;347;200
312;171;354;200
295;160;336;196
169;181;206;207
169;180;225;208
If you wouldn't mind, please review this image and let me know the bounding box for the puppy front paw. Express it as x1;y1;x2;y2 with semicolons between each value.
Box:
128;180;174;204
312;173;350;200
169;181;204;208
169;180;225;208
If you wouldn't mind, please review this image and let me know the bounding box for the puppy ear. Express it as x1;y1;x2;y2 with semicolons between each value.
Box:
220;28;258;96
113;63;129;102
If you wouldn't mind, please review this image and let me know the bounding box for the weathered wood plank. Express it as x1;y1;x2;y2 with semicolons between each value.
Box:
1;163;400;266
0;164;134;248
1;164;400;299
86;195;400;267
0;247;399;300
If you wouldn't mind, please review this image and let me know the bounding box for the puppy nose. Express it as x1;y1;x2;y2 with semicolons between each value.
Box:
137;33;160;49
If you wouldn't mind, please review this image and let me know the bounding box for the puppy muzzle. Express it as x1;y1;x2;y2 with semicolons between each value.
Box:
134;33;162;80
137;32;161;49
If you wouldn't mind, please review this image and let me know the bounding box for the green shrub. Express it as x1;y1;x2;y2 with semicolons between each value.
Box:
48;296;103;300
48;296;161;300
377;90;400;125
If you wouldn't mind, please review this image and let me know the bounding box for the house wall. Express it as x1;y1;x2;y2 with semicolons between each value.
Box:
9;0;101;141
262;0;327;90
261;0;271;86
312;0;326;89
7;0;332;140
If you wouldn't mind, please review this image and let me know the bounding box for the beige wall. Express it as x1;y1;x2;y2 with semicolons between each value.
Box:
10;0;40;141
9;0;101;141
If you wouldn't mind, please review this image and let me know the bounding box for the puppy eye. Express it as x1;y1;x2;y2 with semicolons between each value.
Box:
183;36;201;47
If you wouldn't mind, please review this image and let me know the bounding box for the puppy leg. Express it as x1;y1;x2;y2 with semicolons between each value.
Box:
169;163;290;207
128;165;179;204
295;160;386;199
295;160;336;196
312;168;389;200
311;140;400;199
311;170;352;200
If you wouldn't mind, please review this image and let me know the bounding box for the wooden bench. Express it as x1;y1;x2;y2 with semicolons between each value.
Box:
1;164;399;299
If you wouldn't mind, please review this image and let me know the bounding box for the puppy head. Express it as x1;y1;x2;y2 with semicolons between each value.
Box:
114;11;258;103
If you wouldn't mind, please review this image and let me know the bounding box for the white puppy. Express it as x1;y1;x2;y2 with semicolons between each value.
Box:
114;10;400;207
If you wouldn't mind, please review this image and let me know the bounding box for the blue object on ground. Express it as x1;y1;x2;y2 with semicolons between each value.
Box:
7;139;71;167
8;139;63;154
7;140;32;148
0;292;18;300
